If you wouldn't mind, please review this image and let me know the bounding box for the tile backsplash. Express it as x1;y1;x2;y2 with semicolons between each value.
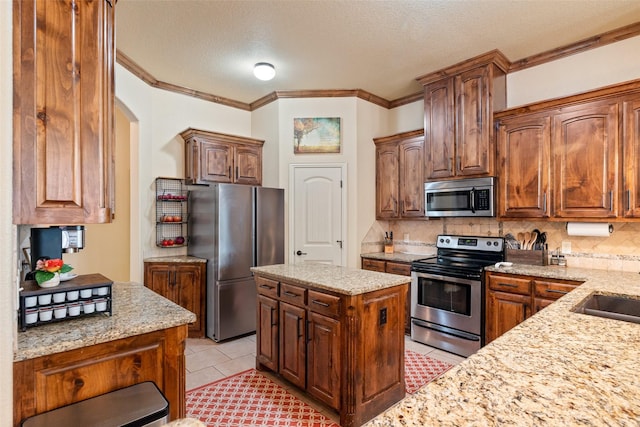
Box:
362;218;640;272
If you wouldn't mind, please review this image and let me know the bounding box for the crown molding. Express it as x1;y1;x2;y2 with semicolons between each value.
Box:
509;21;640;72
115;22;640;112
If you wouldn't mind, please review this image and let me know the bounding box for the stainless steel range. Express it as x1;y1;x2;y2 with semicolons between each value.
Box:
410;235;504;357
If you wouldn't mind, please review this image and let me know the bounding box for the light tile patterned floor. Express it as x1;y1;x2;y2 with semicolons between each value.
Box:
185;334;466;422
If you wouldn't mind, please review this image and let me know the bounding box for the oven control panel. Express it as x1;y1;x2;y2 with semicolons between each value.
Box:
436;235;504;252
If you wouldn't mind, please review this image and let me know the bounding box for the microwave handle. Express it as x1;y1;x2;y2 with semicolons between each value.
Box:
470;187;476;213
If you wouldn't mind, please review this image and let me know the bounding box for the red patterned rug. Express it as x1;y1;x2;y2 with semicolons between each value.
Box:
404;350;454;394
186;350;454;426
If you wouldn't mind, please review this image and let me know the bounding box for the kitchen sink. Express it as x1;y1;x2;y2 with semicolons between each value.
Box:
573;293;640;324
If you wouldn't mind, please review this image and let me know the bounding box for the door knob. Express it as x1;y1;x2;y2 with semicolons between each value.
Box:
296;250;307;256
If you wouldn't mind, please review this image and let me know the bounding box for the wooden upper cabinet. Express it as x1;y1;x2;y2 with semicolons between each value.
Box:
13;0;115;224
181;128;264;186
623;95;640;217
553;101;619;218
374;129;424;220
497;114;551;218
200;141;234;183
419;51;508;181
494;80;640;221
398;137;425;217
424;78;455;179
375;142;400;218
456;66;495;177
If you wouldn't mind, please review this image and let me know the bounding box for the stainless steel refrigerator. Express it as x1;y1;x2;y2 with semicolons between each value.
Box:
187;184;284;341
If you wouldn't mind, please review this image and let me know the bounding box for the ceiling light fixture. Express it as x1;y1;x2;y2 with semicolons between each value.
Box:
253;62;275;81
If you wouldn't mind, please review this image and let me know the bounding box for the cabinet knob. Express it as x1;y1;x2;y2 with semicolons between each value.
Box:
296;250;307;256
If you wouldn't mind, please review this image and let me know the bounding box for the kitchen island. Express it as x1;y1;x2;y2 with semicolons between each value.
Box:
14;282;196;426
366;265;640;426
251;263;411;427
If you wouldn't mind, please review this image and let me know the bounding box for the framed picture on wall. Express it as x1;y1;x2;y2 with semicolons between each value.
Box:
293;117;341;153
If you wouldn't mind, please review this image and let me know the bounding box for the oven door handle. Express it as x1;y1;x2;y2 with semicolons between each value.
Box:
411;318;480;342
411;272;478;286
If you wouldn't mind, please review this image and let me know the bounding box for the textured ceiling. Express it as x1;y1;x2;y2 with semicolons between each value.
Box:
116;0;640;104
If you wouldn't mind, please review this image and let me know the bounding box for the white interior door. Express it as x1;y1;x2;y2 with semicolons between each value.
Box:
290;165;345;265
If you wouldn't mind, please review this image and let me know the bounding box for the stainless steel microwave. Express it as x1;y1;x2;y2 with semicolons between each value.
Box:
424;177;495;217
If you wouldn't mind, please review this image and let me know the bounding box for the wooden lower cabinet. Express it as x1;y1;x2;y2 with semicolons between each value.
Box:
279;301;306;388
485;272;582;343
307;311;341;409
255;275;406;427
486;290;531;343
144;262;206;338
13;326;187;426
361;257;412;334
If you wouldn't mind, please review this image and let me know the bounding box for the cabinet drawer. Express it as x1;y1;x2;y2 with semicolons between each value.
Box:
487;274;531;296
362;258;386;272
534;279;581;300
280;282;307;307
308;290;341;318
385;261;411;276
256;276;279;297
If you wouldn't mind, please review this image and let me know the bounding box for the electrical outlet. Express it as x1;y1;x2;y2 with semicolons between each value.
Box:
379;307;387;326
561;241;572;254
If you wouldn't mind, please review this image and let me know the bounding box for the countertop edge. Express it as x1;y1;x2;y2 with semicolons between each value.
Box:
15;282;196;362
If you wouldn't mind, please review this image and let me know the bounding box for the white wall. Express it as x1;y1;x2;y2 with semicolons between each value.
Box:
277;98;358;266
508;35;640;108
387;100;424;134
0;0;14;424
114;65;252;272
251;101;281;188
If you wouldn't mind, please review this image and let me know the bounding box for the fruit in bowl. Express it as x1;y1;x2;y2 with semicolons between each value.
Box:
175;236;185;245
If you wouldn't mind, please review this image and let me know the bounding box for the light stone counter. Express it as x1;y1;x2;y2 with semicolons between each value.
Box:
144;255;206;263
250;263;410;295
15;282;196;362
360;252;434;263
366;266;640;426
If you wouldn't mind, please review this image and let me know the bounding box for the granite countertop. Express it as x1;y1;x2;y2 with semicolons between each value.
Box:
15;282;196;362
366;265;640;426
144;255;206;263
360;252;433;263
250;263;410;295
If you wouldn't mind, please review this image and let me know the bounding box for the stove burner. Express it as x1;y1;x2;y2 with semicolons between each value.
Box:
411;235;506;280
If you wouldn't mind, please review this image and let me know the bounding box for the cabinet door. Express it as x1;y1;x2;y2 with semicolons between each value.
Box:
13;0;115;224
200;141;234;183
497;115;551;218
174;264;205;337
533;298;555;314
376;143;400;219
256;294;279;371
424;78;456;179
307;312;341;410
553;101;619;218
235;144;262;185
455;66;492;176
279;302;306;388
486;290;531;344
144;263;173;300
399;138;425;217
623;96;640;217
